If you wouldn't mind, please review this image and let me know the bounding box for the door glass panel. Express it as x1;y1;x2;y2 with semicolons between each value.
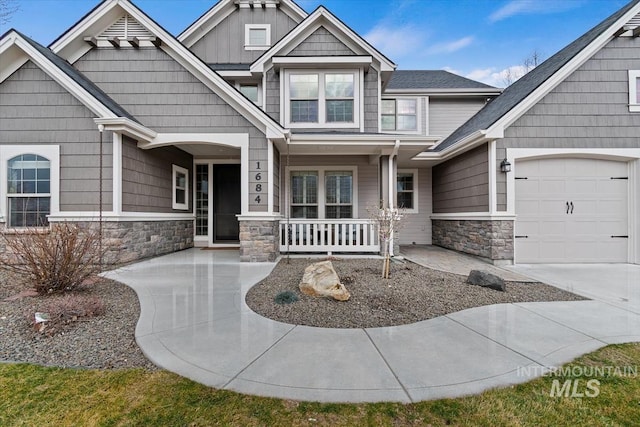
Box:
195;164;208;237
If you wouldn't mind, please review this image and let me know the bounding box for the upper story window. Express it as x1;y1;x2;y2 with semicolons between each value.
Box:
285;70;360;128
382;99;418;132
239;84;260;105
245;24;271;51
7;154;51;227
629;70;640;112
172;165;189;210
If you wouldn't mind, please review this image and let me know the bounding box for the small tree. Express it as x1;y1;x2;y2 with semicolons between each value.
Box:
368;202;404;279
0;222;106;294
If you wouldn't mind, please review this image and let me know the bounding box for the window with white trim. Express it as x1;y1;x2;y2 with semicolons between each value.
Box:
7;154;51;227
284;70;360;128
1;145;59;228
629;70;640;112
239;84;259;105
382;99;418;131
289;167;356;219
245;24;270;50
397;169;418;213
172;165;189;210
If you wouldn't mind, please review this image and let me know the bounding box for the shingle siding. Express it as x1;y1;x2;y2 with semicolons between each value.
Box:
432;143;489;213
190;7;299;64
0;61;113;211
496;36;640;210
288;26;356;56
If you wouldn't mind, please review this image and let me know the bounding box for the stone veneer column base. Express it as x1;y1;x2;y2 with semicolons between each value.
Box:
432;219;514;264
239;219;279;262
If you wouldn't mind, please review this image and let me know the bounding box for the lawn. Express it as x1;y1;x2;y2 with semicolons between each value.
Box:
1;343;638;426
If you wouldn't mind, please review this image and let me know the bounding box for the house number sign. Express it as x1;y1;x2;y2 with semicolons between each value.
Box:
250;160;266;209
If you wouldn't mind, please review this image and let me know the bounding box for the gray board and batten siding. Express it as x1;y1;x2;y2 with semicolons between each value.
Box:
496;36;640;211
73;47;270;212
190;6;299;64
121;136;192;213
432;143;489;213
0;61;113;211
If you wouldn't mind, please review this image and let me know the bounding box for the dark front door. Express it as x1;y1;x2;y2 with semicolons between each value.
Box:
212;164;241;242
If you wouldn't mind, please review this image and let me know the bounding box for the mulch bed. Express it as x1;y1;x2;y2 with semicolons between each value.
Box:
246;258;587;329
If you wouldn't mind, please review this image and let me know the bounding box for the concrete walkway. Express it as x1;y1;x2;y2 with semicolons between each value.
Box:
104;249;640;403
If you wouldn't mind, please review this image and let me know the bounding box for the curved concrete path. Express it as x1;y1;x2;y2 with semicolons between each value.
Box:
104;249;640;403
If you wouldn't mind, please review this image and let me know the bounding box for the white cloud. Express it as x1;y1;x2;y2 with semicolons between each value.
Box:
364;24;429;60
461;64;530;88
489;0;581;23
428;36;474;54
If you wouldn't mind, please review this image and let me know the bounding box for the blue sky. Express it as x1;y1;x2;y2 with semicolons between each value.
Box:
1;0;630;87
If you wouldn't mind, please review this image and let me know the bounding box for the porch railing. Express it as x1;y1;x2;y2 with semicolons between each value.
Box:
279;219;380;253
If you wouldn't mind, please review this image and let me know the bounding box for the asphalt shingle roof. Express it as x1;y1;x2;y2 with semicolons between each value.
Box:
434;0;640;152
387;70;497;90
16;30;138;123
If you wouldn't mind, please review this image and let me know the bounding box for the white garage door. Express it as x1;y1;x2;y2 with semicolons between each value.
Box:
515;158;628;263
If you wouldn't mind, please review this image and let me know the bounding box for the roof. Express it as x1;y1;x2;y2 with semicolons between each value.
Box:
436;0;640;152
13;30;137;122
387;70;496;90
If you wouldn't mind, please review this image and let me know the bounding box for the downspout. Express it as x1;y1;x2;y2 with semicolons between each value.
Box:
388;140;400;256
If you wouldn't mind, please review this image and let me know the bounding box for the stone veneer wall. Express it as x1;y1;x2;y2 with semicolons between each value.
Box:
0;220;194;266
239;220;279;262
432;219;514;262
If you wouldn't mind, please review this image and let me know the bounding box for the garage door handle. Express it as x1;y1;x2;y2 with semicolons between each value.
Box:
566;202;570;214
515;235;528;238
611;235;628;238
570;201;574;214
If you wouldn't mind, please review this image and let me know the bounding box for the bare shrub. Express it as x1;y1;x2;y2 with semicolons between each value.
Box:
0;222;106;294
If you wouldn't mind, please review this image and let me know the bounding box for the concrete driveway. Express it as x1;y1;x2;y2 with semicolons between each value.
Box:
508;264;640;314
105;249;640;403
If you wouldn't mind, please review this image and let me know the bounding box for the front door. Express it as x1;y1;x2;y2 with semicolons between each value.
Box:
195;162;241;245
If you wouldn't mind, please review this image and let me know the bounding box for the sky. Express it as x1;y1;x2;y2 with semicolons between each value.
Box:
1;0;631;87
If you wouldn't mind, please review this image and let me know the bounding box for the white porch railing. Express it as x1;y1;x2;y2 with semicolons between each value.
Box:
279;219;380;253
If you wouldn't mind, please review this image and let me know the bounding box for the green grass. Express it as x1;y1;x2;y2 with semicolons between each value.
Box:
1;343;639;426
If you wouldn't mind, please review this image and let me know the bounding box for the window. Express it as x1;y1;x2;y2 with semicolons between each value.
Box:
629;70;640;112
285;70;360;128
239;84;259;104
291;171;318;218
381;99;418;131
172;165;188;210
7;154;51;227
245;24;270;50
397;169;418;213
289;167;357;218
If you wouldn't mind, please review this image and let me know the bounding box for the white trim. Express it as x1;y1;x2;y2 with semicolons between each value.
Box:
250;7;396;74
112;133;122;214
267;140;274;214
430;213;516;221
271;56;372;69
285;166;359;219
488;140;497;214
94;117;156;141
48;212;195;222
237;214;283;221
629;70;640;112
397;169;419;213
282;69;361;129
172;164;189;210
0;145;60;225
245;24;271;51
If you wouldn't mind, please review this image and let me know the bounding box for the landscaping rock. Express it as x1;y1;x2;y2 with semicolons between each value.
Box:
467;270;506;292
299;260;350;301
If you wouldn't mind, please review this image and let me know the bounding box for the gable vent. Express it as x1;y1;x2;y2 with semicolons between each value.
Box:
101;15;152;38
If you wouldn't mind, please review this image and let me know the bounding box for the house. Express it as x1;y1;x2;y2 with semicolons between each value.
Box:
0;0;638;266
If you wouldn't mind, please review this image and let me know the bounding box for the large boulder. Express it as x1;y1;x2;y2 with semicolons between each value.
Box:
299;260;351;301
467;270;506;292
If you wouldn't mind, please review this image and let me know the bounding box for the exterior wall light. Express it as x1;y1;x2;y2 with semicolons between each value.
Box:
500;158;512;173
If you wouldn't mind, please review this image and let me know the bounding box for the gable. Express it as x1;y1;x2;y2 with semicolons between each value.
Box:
288;26;356;56
189;5;299;64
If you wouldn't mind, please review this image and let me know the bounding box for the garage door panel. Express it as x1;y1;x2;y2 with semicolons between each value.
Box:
515;158;628;263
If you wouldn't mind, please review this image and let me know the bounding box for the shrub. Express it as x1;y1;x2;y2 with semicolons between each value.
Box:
27;294;106;335
0;222;106;294
274;291;299;305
